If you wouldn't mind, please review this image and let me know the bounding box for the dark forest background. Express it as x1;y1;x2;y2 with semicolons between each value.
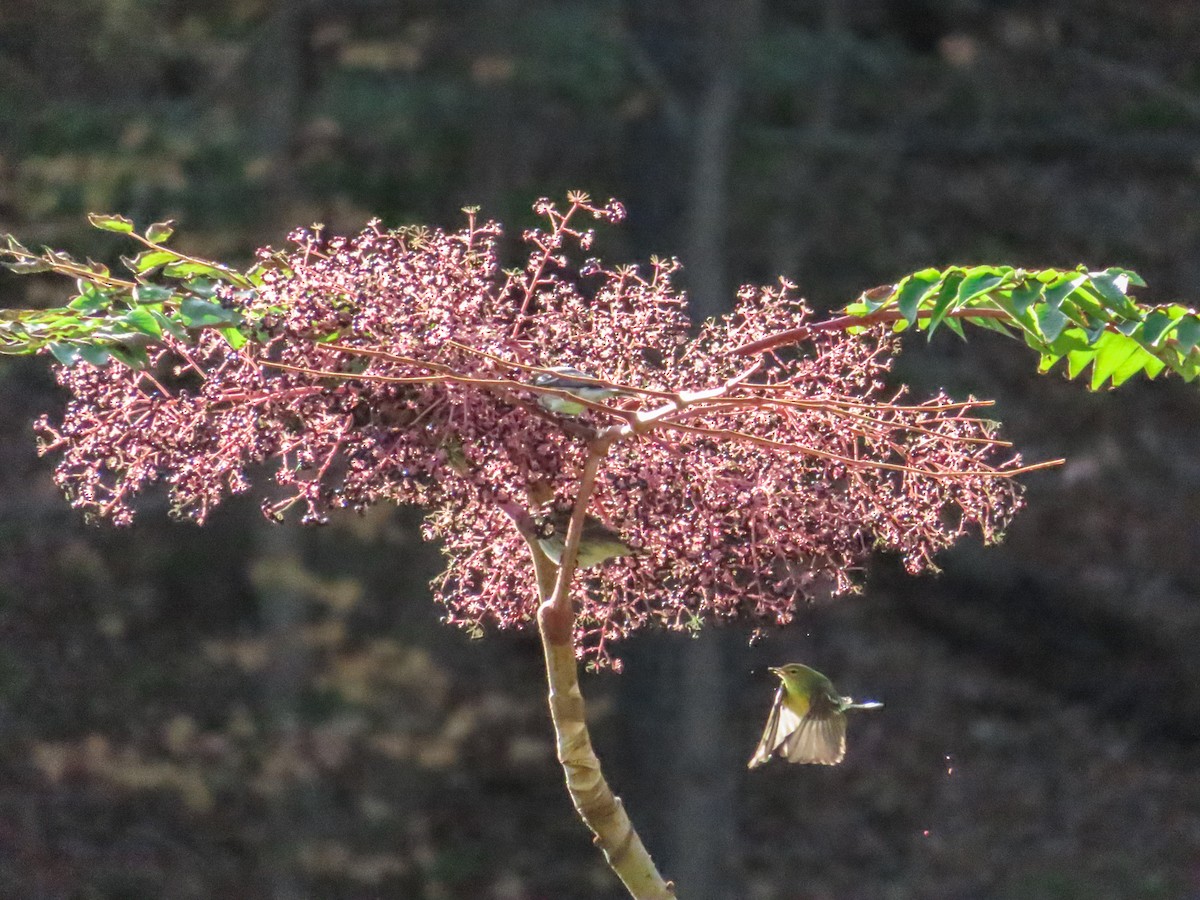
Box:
2;2;1199;898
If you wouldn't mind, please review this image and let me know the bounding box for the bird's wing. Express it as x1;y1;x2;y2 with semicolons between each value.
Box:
748;685;803;768
780;711;847;766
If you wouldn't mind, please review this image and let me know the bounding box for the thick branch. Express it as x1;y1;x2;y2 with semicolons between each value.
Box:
513;441;674;899
537;611;675;900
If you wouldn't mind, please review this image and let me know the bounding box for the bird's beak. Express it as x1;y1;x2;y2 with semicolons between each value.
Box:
768;666;783;678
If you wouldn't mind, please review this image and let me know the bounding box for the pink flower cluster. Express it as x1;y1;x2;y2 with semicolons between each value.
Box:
36;196;1024;665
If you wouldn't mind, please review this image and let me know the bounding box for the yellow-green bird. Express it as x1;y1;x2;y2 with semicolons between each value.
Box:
748;663;882;767
534;508;632;568
533;366;628;415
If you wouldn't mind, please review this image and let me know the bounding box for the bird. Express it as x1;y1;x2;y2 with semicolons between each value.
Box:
532;366;627;415
534;507;632;568
748;663;882;767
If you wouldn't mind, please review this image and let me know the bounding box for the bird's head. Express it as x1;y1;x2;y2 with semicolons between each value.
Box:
768;663;825;698
770;664;810;680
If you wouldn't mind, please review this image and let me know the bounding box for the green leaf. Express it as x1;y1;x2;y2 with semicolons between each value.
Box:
1037;305;1070;343
925;272;965;337
1067;347;1098;380
150;310;188;340
1114;318;1140;337
956;266;1010;303
942;315;966;340
48;343;83;366
968;315;1016;337
181;278;220;300
1090;332;1140;389
144;220;175;243
1059;286;1106;325
132;284;174;304
1088;269;1139;316
82;258;111;279
1043;274;1087;309
122;307;162;338
219;326;248;350
78;344;112;367
161;259;251;288
1082;319;1108;345
892;269;943;324
1140;310;1175;346
87;213;135;234
1009;281;1045;314
68;284;109;314
1111;347;1160;387
1171;316;1200;353
179;298;239;328
109;344;151;369
1116;267;1147;288
1046;328;1091;357
1142;354;1167;380
1038;351;1062;374
125;249;179;274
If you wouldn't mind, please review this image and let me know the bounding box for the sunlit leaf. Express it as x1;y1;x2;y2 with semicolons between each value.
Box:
955;266;1010;303
162;259;252;288
219;326;248;350
68;284;109;314
893;269;942;324
1090;332;1140;389
1042;274;1087;309
125;249;179;274
1036;305;1070;343
87;213;135;234
145;220;176;243
1140;310;1175;346
1067;347;1097;380
1089;268;1140;316
122;308;162;338
925;272;965;337
1171;316;1200;353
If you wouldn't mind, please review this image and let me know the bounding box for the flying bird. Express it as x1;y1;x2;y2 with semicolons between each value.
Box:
748;663;882;767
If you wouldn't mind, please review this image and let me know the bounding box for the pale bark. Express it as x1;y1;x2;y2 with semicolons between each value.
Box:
538;618;676;900
522;461;675;900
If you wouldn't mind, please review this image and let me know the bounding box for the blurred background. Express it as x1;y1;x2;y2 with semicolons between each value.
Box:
2;1;1199;898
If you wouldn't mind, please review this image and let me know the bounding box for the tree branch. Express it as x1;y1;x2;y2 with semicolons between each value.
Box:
732;306;1012;356
515;437;674;899
537;618;675;900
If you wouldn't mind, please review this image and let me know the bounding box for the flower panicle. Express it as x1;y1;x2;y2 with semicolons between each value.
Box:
36;196;1026;666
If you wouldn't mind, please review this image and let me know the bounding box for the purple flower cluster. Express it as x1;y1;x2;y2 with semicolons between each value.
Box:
36;196;1024;665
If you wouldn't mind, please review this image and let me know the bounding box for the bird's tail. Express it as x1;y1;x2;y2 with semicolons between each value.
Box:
847;699;883;710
